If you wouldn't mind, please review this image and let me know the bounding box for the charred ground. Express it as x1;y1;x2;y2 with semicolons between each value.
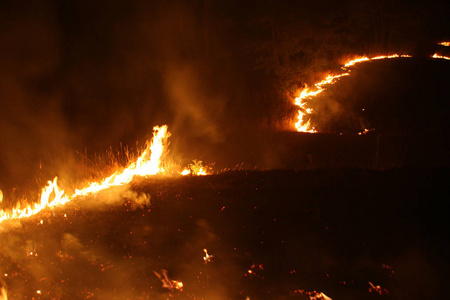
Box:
0;168;448;299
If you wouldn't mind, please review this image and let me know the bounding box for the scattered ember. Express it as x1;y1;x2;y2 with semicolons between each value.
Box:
382;264;396;277
245;264;264;279
358;128;375;135
369;281;389;296
295;289;332;300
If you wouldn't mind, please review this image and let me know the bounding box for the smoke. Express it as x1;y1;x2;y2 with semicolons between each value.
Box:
0;0;69;195
0;1;214;196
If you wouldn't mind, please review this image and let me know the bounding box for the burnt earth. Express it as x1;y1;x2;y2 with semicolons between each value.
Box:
0;168;448;299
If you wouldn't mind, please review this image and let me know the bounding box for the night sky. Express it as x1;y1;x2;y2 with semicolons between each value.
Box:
0;0;449;192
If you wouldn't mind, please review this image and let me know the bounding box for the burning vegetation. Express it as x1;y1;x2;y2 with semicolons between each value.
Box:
293;49;450;132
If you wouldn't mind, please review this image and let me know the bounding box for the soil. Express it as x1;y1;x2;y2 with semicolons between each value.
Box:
0;168;448;299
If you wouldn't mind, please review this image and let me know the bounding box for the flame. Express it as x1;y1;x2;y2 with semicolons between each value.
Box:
368;281;388;295
344;54;412;68
153;270;183;291
432;53;450;60
203;248;213;263
309;292;332;300
438;41;450;46
0;287;6;300
180;160;208;176
294;54;412;132
0;125;170;224
72;125;169;197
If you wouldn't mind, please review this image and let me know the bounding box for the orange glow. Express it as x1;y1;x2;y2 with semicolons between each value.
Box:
343;54;412;68
154;270;183;291
294;54;412;132
0;287;7;300
432;53;450;60
180;160;208;176
369;281;388;296
203;248;213;263
0;125;170;224
438;41;450;46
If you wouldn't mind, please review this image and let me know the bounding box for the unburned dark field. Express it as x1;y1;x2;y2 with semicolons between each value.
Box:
0;168;448;299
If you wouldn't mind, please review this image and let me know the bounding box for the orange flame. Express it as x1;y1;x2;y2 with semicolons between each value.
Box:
432;53;450;60
294;54;411;132
438;41;450;47
0;125;170;224
0;287;7;300
180;160;208;176
153;270;183;291
203;248;213;263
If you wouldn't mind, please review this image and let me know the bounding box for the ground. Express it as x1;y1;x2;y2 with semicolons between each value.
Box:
0;168;448;299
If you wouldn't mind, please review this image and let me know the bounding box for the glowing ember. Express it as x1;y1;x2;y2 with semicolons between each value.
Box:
0;125;170;224
295;290;332;300
368;281;388;295
432;53;450;60
308;291;332;300
438;41;450;46
153;270;183;291
358;128;375;135
203;248;213;264
294;54;411;132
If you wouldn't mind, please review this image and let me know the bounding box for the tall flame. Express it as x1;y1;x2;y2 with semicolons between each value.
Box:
0;125;169;224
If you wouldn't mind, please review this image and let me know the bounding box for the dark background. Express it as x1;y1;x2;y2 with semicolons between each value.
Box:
0;0;449;194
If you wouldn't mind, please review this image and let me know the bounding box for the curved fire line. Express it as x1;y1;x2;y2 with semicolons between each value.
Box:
294;51;450;132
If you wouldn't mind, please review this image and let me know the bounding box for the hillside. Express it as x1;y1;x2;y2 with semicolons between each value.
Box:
1;168;448;299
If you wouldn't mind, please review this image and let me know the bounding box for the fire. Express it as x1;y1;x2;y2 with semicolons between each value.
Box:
0;125;170;224
432;53;450;60
0;287;6;300
438;41;450;46
153;270;183;291
294;290;332;300
203;248;213;263
368;281;388;295
294;54;412;132
72;125;169;197
343;54;412;68
181;160;208;176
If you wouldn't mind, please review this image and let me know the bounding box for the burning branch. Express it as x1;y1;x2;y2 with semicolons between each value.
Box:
203;248;213;264
369;281;389;296
153;270;183;291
